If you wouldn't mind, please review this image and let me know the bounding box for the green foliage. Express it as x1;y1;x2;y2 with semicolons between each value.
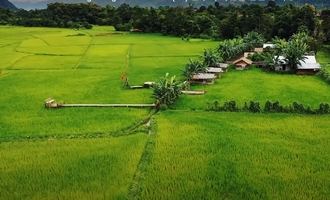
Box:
202;48;221;67
207;100;330;114
248;101;261;113
218;32;265;62
153;73;183;106
182;59;206;80
283;38;308;71
0;3;321;40
206;100;239;112
243;31;265;50
317;68;330;84
140;111;330;199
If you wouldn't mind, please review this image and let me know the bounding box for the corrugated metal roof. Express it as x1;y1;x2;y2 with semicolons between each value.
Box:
207;67;223;73
297;56;321;69
192;73;216;80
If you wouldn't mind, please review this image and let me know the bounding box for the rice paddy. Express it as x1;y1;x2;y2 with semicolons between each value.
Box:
0;26;329;199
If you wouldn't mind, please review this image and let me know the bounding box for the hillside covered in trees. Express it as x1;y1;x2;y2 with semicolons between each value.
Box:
10;0;330;10
0;0;16;10
0;2;330;42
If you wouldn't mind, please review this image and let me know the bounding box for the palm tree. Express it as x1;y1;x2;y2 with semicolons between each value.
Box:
182;59;207;80
283;39;308;71
243;31;265;50
202;49;221;67
153;73;183;106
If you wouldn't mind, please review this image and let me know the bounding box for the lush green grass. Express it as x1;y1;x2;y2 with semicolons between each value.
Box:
0;134;147;199
0;26;216;139
140;111;330;199
0;26;329;199
176;68;330;109
317;45;330;72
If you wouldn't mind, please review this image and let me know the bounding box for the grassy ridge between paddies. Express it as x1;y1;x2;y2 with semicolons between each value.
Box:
140;111;330;200
176;68;330;110
0;134;147;199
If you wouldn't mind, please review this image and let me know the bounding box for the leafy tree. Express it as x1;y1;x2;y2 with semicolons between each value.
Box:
283;37;308;71
182;59;206;80
202;49;221;67
153;73;183;107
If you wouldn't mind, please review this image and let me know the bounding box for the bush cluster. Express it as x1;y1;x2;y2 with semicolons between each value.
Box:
318;68;330;84
206;100;330;114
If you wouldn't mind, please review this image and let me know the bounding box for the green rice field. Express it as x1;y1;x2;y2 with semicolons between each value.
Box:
0;26;329;199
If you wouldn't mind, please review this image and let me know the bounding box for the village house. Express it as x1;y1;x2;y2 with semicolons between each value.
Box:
274;55;321;74
296;55;321;75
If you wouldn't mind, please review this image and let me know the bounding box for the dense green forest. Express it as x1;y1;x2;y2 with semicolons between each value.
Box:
0;1;329;41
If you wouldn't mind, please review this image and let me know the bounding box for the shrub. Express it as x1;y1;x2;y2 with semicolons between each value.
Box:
318;103;330;114
292;102;305;113
317;68;330;84
206;100;330;115
222;100;238;112
153;73;183;107
248;101;261;113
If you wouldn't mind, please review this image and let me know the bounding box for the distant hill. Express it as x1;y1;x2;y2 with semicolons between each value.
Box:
0;0;17;9
9;0;330;10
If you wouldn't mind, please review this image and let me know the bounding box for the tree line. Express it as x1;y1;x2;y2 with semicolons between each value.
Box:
0;2;329;41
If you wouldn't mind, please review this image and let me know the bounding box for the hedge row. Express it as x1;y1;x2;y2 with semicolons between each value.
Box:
318;68;330;84
206;100;330;114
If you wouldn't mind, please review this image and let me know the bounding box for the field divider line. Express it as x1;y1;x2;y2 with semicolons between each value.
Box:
74;33;94;70
31;34;50;46
7;54;32;70
127;117;157;200
0;111;157;143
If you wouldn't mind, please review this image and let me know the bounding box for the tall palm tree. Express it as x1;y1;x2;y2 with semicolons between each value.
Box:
283;39;308;71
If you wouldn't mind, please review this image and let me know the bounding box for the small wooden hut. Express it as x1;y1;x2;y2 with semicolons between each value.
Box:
190;73;216;84
215;63;229;72
206;67;223;77
233;57;253;70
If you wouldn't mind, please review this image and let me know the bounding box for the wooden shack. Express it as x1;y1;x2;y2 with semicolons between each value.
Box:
215;63;229;72
233;57;253;70
206;67;223;77
190;73;216;84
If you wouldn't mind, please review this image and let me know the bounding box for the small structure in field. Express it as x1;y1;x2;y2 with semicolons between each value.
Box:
45;98;60;108
44;98;156;109
190;73;216;84
296;55;321;75
244;52;254;58
274;56;290;72
181;90;206;95
206;67;223;77
274;55;321;74
233;57;253;70
254;48;264;53
263;43;275;50
215;63;229;72
143;82;155;88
